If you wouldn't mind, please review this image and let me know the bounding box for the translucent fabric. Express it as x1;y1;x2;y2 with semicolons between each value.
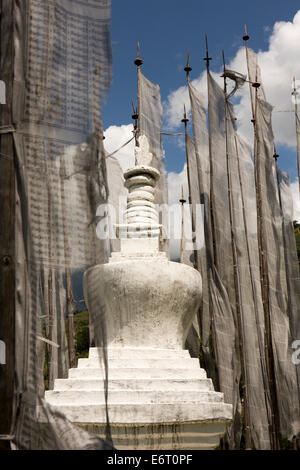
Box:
188;82;215;382
8;0;113;449
226;105;271;450
206;72;242;447
277;170;300;409
138;70;169;253
255;96;300;439
188;72;273;448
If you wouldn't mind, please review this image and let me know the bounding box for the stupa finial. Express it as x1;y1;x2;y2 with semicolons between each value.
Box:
134;134;153;166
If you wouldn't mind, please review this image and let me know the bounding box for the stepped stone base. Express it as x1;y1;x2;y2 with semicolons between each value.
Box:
78;422;228;450
45;347;232;450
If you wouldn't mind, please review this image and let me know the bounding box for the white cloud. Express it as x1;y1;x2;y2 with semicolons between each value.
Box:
167;163;188;205
164;11;300;223
104;124;135;172
165;11;300;150
164;75;208;130
167;163;193;261
231;11;300;148
164;85;191;130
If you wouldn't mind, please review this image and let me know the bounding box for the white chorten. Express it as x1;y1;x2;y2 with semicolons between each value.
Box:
45;136;232;449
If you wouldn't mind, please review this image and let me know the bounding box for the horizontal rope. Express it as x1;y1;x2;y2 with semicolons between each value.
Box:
105;136;134;158
161;132;183;136
37;336;60;348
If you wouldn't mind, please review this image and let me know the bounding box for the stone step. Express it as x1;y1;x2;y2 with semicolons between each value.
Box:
77;357;200;370
45;390;223;405
49;402;233;424
68;367;207;380
53;378;214;392
89;348;190;360
78;421;227;450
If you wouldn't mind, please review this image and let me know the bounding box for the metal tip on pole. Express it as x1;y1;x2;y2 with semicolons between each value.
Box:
131;101;138;135
134;58;143;67
179;185;186;204
131;100;138;121
292;77;298;96
134;42;143;67
222;50;226;69
243;24;249;41
181;105;189;124
203;33;212;67
184;65;192;74
184;50;192;75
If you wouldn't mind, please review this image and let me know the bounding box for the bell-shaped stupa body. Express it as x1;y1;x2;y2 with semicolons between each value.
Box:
88;136;202;350
45;135;232;449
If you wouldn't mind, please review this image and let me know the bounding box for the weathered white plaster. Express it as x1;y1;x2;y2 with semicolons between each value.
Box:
45;136;232;449
119;238;159;254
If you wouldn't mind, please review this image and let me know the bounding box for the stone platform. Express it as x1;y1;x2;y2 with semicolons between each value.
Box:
45;347;232;449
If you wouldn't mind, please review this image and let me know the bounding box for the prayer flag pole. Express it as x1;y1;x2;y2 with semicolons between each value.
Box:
181;102;199;270
134;42;143;152
222;50;252;450
292;77;300;196
179;186;186;264
243;26;281;450
0;0;16;449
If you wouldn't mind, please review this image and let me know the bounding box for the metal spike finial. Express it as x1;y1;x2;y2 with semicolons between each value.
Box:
273;143;279;161
292;76;298;98
179;184;186;204
181;104;189;124
131;100;138;121
131;100;138;142
222;49;226;76
222;50;226;68
203;33;212;69
243;24;249;42
222;50;228;95
134;42;143;67
184;50;192;79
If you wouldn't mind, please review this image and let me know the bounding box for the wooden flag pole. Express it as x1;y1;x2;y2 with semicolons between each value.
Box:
134;42;143;151
181;103;199;270
179;186;186;264
222;50;252;450
0;0;16;449
203;34;218;269
243;26;281;450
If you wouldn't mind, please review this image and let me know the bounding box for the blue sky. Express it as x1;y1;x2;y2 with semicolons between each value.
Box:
102;1;300;205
